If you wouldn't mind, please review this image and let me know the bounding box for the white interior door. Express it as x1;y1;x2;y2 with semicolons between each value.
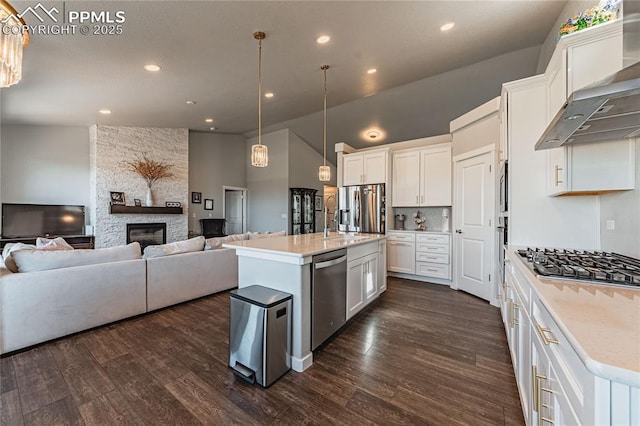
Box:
454;150;495;302
225;190;245;234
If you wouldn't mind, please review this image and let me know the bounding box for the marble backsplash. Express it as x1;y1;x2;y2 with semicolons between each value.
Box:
390;206;451;233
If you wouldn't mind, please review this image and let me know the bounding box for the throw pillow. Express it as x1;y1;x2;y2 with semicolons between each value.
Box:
249;230;286;240
143;236;205;259
2;243;37;273
12;242;142;273
205;233;248;250
36;236;75;251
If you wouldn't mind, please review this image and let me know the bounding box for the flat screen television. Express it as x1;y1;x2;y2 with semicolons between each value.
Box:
1;203;86;238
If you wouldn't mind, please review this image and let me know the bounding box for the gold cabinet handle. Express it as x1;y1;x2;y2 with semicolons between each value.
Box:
532;365;540;412
511;302;519;327
554;165;564;186
535;323;559;345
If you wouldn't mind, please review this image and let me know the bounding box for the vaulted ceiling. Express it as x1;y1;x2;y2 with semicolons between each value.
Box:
2;1;567;158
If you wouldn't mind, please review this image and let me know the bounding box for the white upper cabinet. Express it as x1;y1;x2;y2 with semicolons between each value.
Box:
392;144;452;207
419;147;452;206
545;21;634;196
342;149;388;186
391;150;420;206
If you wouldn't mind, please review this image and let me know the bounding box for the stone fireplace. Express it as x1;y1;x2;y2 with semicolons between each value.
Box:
89;125;189;248
127;223;166;250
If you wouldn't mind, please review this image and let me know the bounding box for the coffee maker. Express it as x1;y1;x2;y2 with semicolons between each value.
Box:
394;214;406;230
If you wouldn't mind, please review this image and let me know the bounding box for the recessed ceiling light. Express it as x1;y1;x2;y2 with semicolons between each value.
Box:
264;92;274;98
367;68;377;74
367;130;381;139
316;35;330;44
144;64;161;72
185;100;197;105
205;118;213;123
440;22;455;32
99;109;111;115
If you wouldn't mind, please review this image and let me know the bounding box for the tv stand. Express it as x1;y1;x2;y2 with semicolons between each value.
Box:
0;235;95;250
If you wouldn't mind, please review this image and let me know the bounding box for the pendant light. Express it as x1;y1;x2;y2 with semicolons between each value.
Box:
0;0;29;88
318;65;331;182
251;31;268;167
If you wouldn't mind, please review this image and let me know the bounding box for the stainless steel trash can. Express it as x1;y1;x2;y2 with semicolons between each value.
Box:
229;285;292;387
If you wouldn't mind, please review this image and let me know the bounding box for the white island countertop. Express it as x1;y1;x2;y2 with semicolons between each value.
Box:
223;232;386;264
506;246;640;387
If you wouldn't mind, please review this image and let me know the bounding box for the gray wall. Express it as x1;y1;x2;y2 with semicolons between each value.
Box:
451;111;499;157
189;131;247;233
246;130;290;233
536;1;599;73
1;125;90;211
249;45;541;163
599;139;640;257
288;130;337;232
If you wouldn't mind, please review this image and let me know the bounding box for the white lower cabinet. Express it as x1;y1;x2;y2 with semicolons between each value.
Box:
387;232;452;281
503;256;639;425
378;240;387;293
347;248;378;320
387;233;416;274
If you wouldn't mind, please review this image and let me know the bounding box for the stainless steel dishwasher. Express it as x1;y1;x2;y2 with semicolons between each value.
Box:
311;248;347;350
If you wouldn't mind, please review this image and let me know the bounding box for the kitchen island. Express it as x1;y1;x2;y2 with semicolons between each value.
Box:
224;232;387;372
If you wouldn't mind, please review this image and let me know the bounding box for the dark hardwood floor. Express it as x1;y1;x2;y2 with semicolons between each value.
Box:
0;278;524;425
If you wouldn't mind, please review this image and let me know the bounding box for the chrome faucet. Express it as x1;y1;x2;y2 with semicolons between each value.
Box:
323;194;337;237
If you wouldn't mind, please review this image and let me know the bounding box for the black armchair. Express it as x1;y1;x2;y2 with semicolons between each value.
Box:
200;218;226;238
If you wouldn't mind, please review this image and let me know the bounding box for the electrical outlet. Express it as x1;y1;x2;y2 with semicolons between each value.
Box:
606;220;615;231
281;213;287;219
208;213;212;217
192;213;196;218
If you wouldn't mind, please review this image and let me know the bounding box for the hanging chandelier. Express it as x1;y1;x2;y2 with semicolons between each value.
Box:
0;0;29;88
318;65;331;182
251;31;268;167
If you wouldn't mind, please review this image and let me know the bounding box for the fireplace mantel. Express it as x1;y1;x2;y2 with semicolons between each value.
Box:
109;205;183;215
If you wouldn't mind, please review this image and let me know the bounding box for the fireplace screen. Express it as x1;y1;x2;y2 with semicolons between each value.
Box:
126;223;166;250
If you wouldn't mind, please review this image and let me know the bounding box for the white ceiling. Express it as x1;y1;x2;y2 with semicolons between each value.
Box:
2;1;567;153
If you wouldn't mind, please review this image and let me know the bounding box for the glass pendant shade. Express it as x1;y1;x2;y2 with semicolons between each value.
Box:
251;31;268;168
318;165;331;182
0;1;28;88
251;144;268;167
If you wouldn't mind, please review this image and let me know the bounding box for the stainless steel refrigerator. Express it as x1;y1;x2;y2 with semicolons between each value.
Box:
337;184;385;234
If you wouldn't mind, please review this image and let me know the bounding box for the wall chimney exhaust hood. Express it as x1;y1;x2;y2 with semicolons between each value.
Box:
536;1;640;151
534;61;640;150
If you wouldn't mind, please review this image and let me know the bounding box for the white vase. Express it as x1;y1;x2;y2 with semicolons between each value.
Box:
146;187;154;207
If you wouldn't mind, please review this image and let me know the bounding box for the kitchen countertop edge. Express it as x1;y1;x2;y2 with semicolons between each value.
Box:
223;233;387;258
506;245;640;388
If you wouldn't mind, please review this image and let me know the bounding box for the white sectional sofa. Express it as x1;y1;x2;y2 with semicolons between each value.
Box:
0;236;246;355
146;248;238;311
0;258;147;354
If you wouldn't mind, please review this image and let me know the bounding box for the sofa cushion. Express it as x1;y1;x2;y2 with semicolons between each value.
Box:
2;243;37;273
36;237;74;251
143;236;205;259
205;233;248;250
249;230;286;240
12;242;142;273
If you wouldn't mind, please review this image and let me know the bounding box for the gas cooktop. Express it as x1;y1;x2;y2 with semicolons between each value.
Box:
517;247;640;288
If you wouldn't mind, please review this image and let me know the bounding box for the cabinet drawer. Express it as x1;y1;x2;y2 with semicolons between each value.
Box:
416;244;448;254
415;262;450;279
416;234;449;245
387;233;416;242
348;241;378;262
532;298;591;422
415;252;449;264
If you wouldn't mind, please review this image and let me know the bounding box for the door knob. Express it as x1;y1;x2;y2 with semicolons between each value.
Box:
455;229;463;234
